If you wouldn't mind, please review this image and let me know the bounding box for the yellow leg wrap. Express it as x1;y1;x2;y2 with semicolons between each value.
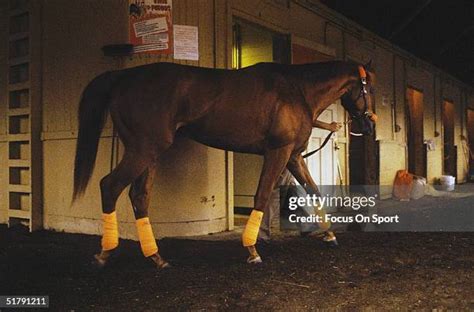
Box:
102;211;119;251
323;231;337;242
136;217;158;257
242;210;264;247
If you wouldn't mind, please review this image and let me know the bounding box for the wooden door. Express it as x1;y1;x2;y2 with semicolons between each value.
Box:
306;109;339;186
349;113;379;186
443;100;456;177
467;109;474;171
406;88;426;177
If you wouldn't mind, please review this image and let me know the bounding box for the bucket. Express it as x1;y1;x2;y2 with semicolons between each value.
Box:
411;177;426;199
439;175;455;191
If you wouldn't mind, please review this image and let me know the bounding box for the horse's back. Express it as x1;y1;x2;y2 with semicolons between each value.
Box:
106;62;307;153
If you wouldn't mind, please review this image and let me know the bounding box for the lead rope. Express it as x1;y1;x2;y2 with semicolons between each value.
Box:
302;131;334;159
303;120;358;158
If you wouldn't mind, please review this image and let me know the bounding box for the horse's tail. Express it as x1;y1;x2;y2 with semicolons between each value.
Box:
73;71;117;202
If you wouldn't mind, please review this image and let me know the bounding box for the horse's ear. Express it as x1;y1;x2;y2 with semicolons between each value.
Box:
364;60;373;72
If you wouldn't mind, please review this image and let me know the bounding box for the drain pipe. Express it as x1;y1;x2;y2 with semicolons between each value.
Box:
392;54;397;140
403;59;409;170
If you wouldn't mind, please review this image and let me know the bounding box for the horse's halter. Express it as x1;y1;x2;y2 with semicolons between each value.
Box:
343;66;377;136
344;66;370;120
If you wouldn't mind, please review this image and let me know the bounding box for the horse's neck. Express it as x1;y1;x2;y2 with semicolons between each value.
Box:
302;73;356;121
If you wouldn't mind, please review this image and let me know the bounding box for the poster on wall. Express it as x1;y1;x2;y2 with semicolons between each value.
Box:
173;25;199;61
129;0;173;54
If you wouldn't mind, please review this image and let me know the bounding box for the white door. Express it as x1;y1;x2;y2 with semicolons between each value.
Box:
305;104;338;187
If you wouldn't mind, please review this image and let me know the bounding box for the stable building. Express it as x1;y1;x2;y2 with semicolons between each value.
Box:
1;0;473;237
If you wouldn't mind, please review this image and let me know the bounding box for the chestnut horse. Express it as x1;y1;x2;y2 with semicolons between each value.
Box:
72;60;375;268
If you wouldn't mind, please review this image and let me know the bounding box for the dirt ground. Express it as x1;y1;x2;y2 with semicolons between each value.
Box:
1;224;473;311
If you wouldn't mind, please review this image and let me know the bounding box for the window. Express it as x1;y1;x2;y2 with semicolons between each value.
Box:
10;13;29;34
9;0;29;11
9;89;29;108
9;63;29;84
9;38;29;59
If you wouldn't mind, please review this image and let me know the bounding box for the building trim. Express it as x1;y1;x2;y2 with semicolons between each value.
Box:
291;35;336;57
40;128;114;141
293;0;472;91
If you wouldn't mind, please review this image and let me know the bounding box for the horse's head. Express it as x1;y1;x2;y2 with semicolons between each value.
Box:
341;61;377;136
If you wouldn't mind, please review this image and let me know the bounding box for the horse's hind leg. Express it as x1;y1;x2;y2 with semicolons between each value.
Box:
129;165;169;269
94;151;153;267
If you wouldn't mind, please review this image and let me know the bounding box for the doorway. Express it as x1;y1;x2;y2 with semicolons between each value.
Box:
348;69;379;186
292;39;338;186
232;19;290;219
406;87;426;177
232;19;289;69
467;109;474;175
443;100;456;177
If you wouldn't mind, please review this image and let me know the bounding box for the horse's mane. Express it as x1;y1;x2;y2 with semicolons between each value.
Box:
289;61;360;82
245;60;361;85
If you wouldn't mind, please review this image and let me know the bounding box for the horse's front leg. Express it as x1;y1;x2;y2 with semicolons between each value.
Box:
243;146;293;264
287;154;338;246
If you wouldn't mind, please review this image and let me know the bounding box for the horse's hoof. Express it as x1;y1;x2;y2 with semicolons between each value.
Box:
324;238;339;248
157;261;171;269
247;255;262;264
93;254;107;268
150;254;171;270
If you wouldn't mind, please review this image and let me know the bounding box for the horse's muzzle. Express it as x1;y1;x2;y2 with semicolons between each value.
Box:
351;114;375;136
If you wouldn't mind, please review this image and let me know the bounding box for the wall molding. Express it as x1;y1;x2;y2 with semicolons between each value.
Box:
292;35;336;57
40;128;114;141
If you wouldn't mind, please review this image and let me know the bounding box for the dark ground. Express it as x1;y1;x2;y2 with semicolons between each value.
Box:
1;224;473;311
